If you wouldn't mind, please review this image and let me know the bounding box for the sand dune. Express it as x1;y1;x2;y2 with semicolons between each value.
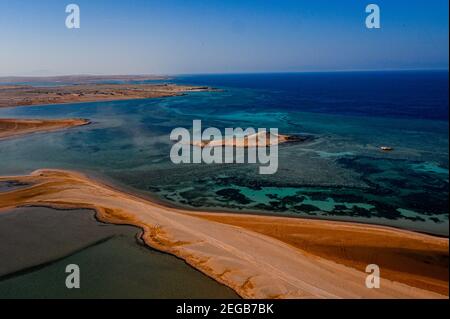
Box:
0;169;447;299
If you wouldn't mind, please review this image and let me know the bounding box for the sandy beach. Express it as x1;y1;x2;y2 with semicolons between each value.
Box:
0;169;447;299
0;118;90;140
194;213;449;296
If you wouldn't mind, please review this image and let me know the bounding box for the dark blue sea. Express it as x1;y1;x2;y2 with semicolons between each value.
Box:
0;71;448;235
174;71;449;121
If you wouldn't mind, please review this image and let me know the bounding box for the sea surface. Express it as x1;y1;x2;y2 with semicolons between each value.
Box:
0;71;448;235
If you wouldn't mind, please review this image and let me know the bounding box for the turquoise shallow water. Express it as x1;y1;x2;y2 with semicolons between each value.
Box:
0;73;448;235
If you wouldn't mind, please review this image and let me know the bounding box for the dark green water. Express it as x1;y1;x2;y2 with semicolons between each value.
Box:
0;207;238;299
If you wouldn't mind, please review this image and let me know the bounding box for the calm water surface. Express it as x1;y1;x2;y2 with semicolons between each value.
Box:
0;207;238;298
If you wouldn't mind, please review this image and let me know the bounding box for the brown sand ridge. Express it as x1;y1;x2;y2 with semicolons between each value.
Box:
0;83;214;108
0;118;90;139
0;169;447;299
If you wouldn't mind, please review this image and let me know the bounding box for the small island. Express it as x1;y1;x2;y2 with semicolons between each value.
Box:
192;131;307;148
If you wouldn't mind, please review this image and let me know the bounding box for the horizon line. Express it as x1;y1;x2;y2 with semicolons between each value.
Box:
0;68;449;78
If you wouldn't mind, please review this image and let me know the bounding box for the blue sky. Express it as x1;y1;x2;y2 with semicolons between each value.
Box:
0;0;448;75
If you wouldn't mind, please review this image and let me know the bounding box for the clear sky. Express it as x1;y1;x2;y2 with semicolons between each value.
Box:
0;0;448;76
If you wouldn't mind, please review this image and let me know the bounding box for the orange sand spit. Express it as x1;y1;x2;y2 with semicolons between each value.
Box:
0;118;90;139
0;169;447;299
193;213;449;296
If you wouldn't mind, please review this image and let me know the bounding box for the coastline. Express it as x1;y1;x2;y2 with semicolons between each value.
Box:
0;82;212;140
0;84;214;108
0;169;447;299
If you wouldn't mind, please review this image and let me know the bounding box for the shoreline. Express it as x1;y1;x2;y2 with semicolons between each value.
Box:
80;167;449;239
0;169;447;298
